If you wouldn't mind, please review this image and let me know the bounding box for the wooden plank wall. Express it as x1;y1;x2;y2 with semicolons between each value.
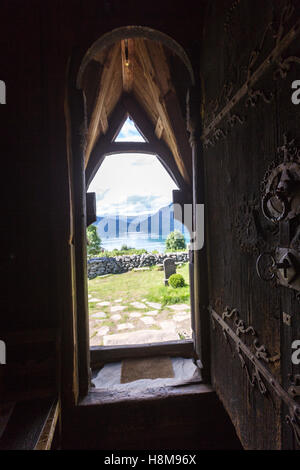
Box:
0;0;205;433
201;0;300;449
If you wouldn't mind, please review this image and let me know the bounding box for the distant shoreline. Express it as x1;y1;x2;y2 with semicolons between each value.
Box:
100;232;190;253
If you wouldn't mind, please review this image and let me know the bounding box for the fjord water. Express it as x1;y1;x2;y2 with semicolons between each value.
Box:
100;231;190;253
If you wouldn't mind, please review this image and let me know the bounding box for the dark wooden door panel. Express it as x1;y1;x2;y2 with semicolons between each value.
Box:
201;0;300;449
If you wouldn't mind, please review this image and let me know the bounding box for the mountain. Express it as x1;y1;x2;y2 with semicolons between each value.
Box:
95;204;188;239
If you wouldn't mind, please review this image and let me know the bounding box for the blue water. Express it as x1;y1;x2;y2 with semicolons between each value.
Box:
101;232;190;253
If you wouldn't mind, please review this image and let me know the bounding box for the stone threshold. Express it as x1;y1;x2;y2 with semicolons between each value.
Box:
90;339;195;368
79;382;210;407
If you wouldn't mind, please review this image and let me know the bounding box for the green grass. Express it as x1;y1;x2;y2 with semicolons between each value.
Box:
88;263;190;312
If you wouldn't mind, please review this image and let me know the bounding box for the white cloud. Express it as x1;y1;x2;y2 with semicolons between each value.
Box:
114;117;146;142
88;153;178;215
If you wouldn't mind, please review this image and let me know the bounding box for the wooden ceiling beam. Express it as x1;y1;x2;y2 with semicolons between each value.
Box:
121;39;134;92
99;106;108;134
104;142;154;154
145;41;192;177
134;39;190;183
163;90;192;171
155;117;163;139
86;93;188;191
85;100;128;186
122;93;187;190
85;43;121;165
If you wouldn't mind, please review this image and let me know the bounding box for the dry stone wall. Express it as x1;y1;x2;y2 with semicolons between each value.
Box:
87;252;189;279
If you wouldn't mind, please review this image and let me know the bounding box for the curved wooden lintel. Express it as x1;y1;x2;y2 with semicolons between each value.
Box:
86;93;190;192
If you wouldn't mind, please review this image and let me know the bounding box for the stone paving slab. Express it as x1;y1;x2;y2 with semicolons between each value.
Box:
168;304;191;311
159;320;177;332
111;314;122;321
173;313;190;322
143;310;158;316
103;329;181;346
111;305;126;312
145;302;162;309
130;301;147;309
91;312;107;319
96;326;110;336
129;312;142;318
97;301;111;306
117;323;134;331
141;316;156;325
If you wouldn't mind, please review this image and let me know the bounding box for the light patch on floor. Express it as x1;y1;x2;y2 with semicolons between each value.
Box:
92;357;202;391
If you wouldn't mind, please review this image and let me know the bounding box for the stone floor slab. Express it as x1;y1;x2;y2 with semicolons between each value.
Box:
173;313;190;322
111;305;126;312
168;304;191;311
111;314;122;321
130;301;147;309
97;301;111;306
143;310;158;316
159;320;177;332
91;312;107;319
103;329;181;346
96;326;110;336
141;316;156;325
117;323;134;331
146;302;162;309
129;312;142;318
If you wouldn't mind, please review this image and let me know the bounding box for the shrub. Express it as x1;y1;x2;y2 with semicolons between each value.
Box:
87;225;102;256
165;230;186;252
168;273;186;288
120;244;131;251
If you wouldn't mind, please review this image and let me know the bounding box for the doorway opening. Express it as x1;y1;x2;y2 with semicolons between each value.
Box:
72;26;202;392
87;132;192;347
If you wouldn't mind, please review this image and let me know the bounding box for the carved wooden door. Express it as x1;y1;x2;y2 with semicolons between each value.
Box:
201;0;300;449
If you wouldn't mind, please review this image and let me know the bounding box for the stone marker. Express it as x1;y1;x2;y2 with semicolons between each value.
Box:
163;258;176;286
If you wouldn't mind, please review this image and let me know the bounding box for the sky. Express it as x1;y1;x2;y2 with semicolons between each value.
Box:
88;117;178;216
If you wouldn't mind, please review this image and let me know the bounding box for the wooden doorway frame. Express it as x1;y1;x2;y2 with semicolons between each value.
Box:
65;26;210;402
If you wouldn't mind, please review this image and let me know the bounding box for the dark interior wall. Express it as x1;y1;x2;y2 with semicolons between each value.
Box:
0;0;207;329
2;0;299;450
0;0;205;400
201;0;300;450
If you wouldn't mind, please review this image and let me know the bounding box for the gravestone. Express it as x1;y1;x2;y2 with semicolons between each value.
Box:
163;258;176;286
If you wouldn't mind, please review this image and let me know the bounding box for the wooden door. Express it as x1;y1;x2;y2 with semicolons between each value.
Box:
201;0;300;449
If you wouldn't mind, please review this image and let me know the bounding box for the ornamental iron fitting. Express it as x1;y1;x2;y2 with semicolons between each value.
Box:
209;306;300;447
256;135;300;295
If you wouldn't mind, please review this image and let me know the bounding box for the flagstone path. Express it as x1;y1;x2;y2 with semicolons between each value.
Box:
89;298;192;346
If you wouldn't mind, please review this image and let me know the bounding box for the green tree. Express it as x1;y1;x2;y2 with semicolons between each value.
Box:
87;225;102;256
165;230;186;252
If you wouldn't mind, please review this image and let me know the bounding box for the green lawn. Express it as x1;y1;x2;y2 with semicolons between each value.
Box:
88;263;191;345
88;263;190;313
